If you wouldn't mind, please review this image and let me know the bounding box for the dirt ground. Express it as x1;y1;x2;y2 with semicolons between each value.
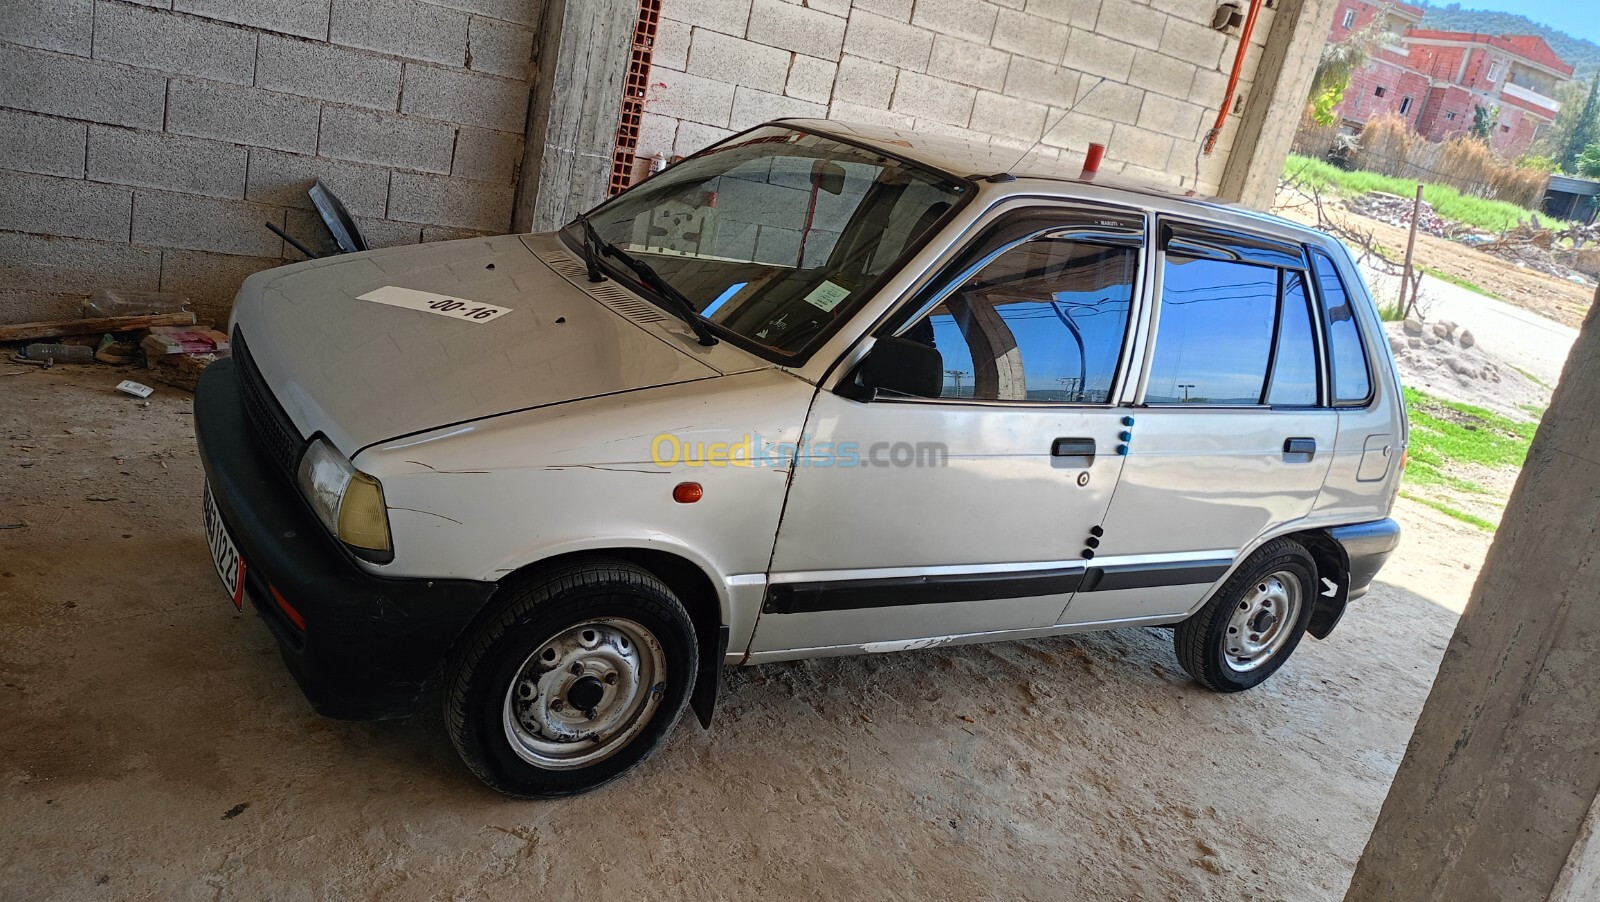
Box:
1274;192;1594;329
1;367;1490;901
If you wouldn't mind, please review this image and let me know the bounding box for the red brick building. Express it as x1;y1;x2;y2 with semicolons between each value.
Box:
1326;0;1574;157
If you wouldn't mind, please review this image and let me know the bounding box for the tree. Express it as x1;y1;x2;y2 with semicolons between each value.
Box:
1309;18;1391;104
1472;104;1500;141
1578;144;1600;179
1559;75;1600;174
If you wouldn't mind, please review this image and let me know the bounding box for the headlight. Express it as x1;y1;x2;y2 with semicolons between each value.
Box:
297;438;392;556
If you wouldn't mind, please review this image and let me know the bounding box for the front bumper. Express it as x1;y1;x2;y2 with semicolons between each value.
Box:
194;357;497;720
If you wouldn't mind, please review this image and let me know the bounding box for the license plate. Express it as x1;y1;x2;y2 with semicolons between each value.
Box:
204;484;246;610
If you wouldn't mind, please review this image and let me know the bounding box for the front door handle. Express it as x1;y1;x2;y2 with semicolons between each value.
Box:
1052;437;1096;460
1284;437;1316;457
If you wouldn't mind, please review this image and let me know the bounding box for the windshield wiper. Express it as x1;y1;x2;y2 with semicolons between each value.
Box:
575;213;607;283
578;219;718;347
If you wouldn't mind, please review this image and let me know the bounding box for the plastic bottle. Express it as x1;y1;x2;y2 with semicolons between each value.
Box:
23;343;96;363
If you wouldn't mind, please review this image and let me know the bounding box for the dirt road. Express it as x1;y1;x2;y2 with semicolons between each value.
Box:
1;368;1488;900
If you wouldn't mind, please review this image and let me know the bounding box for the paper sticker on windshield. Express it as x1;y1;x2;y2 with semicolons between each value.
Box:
356;286;511;323
803;281;850;313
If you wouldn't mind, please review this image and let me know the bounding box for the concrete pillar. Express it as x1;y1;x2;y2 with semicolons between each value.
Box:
1345;288;1600;901
1217;0;1341;209
514;0;635;233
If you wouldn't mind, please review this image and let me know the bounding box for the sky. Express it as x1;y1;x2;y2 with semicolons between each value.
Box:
1444;1;1600;46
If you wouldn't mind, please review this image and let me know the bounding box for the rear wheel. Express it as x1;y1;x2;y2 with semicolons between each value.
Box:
1174;539;1316;692
445;557;697;797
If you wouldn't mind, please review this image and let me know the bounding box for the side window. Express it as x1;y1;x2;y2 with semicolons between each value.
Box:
1266;270;1320;406
898;237;1138;403
1310;249;1372;404
1145;256;1278;404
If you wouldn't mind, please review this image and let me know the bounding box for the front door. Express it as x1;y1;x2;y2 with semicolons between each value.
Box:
750;208;1148;655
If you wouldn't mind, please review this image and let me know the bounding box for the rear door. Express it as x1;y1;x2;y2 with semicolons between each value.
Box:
1064;221;1337;625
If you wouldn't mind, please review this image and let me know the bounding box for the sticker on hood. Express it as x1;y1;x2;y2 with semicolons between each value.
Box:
356;286;511;323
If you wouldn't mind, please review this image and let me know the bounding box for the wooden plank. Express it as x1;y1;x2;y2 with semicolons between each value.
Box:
0;312;197;342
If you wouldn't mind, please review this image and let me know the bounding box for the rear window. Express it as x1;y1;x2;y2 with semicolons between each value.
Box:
1310;249;1372;405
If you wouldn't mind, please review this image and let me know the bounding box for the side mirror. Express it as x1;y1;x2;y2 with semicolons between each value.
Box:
814;160;848;196
843;336;943;401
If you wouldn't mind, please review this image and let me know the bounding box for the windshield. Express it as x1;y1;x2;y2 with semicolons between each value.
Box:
565;126;969;363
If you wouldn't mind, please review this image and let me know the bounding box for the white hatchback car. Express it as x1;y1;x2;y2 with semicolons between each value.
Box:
196;121;1405;797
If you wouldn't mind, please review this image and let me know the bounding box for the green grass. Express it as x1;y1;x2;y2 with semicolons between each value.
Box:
1284;154;1570;233
1422;266;1497;299
1401;387;1539;531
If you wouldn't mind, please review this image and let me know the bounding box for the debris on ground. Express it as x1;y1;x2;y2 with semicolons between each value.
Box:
82;289;191;319
147;352;224;392
141;327;229;359
115;380;154;399
0;312;196;343
1;294;229;392
1385;319;1548;419
21;343;94;364
1345;191;1453;236
1474;220;1600;284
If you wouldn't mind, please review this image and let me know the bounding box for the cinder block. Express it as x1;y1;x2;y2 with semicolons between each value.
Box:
1128;47;1197;97
969;91;1047;142
330;0;467;67
387;171;514;231
401;64;529;133
828;99;916;131
673;120;733;155
1188;64;1229;107
842;11;933;72
1024;0;1098;28
1072;78;1144;125
172;0;331;41
159;249;288;312
420;224;490;243
889;71;975;128
318;106;456;174
802;0;850;15
0;110;88;178
131;190;287;257
451;126;523;183
928;34;1009;91
167;79;321;154
1158;18;1226;68
660;0;752;36
0;44;165;130
991;9;1068;63
1095;2;1166;51
636;112;678;158
351;216;424;248
245;148;392;217
786;54;837;104
0;233;159;300
852;0;912;20
911;0;998;44
644;67;735;128
1038;108;1112;150
1065;28;1136;82
0;288;83;325
1110;121;1176;170
653;18;692;70
1004;56;1078;108
466;15;533;79
1;0;94;56
256;34;402;111
730;86;825;131
1137;91;1204;141
0;170;132;241
746;0;846;61
688;28;791;95
834;55;898;107
92;1;257;86
87;126;248;198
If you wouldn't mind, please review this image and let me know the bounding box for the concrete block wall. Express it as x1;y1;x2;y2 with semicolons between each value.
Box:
637;0;1276;195
0;0;541;324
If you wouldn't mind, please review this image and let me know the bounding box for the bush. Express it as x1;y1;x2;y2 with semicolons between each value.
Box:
1348;114;1551;210
1282;154;1571;232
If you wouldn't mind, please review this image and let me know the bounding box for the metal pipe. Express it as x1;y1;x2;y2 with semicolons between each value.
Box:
1202;0;1267;156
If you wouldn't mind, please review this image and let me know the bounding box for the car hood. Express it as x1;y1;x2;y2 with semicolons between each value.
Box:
231;233;739;453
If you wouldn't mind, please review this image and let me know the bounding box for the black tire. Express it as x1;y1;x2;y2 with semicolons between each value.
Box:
1174;538;1317;693
445;556;698;798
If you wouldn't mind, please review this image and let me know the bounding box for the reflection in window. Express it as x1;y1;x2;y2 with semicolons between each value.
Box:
1311;249;1372;404
1267;271;1319;406
900;238;1137;403
1146;256;1277;404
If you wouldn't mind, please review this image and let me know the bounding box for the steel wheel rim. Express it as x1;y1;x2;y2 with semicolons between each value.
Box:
501;617;667;770
1223;570;1302;673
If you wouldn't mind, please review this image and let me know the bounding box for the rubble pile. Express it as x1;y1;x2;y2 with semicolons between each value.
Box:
1346;192;1453;236
1385;317;1548;421
1474;220;1600;284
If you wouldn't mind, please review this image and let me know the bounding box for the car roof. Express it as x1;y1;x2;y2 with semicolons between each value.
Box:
778;118;1304;233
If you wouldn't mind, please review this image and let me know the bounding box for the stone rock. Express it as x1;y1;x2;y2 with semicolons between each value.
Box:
1445;357;1475;377
1408;337;1423;348
1438;319;1458;336
1458;329;1475;348
1433;322;1454;341
1388;335;1406;354
1423;332;1439;345
1403;317;1424;335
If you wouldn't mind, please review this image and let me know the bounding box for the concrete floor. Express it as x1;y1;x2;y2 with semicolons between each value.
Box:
1;367;1488;900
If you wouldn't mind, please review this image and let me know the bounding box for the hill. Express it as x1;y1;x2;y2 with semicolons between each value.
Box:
1415;2;1600;80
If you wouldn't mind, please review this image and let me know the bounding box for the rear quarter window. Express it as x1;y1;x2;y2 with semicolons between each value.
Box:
1310;249;1372;405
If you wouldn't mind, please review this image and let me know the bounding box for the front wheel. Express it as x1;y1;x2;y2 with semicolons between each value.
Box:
445;558;698;798
1174;538;1317;692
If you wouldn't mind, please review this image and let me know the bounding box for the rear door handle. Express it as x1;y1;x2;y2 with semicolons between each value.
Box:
1284;437;1316;457
1052;437;1096;460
